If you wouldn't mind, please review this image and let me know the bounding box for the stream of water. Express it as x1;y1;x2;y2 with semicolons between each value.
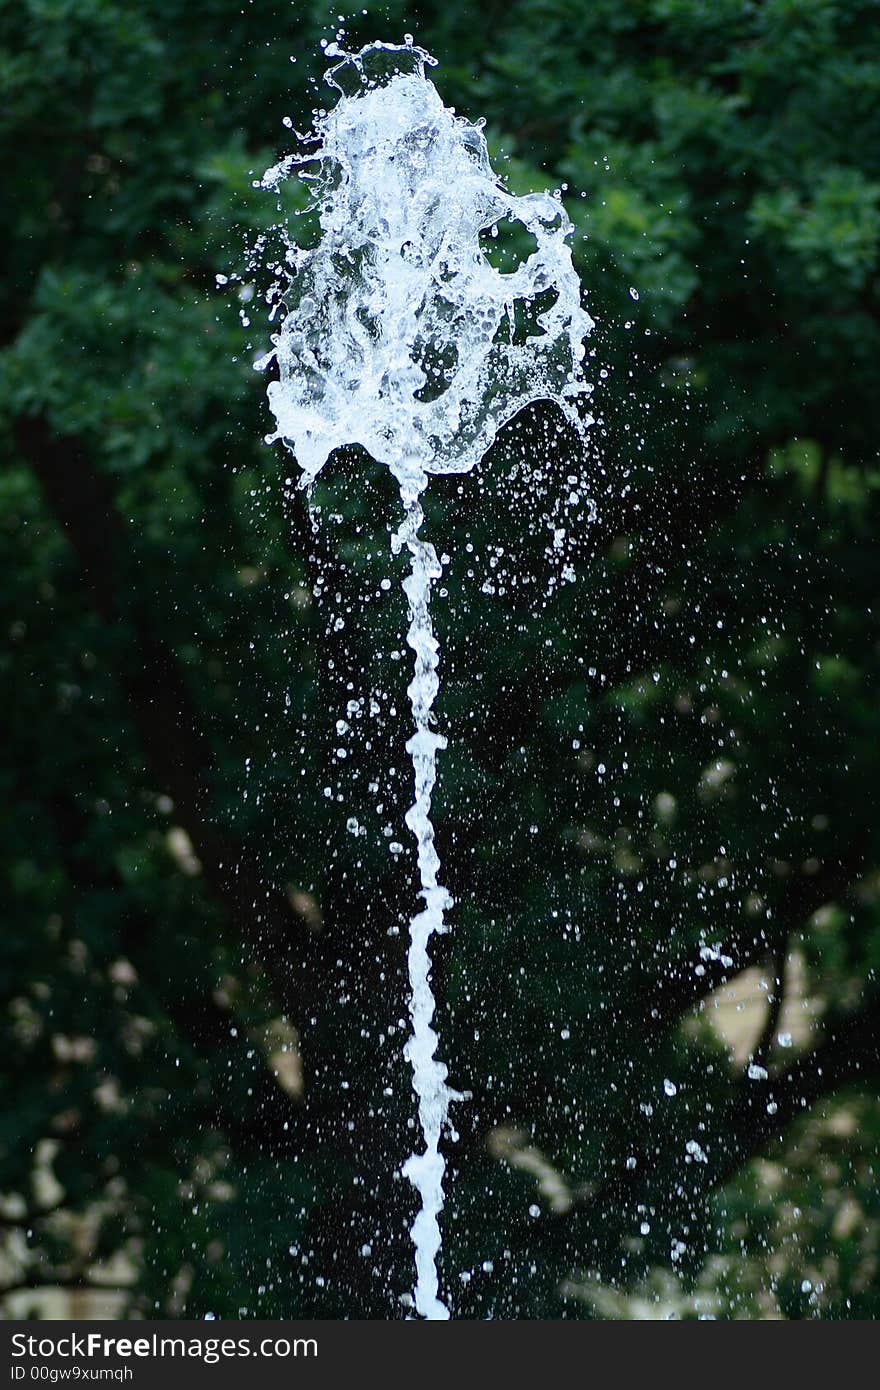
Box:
259;36;593;1318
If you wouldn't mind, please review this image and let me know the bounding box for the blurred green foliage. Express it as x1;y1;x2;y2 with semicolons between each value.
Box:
0;0;878;1319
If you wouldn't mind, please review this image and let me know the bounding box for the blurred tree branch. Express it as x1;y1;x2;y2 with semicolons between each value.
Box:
14;414;321;1037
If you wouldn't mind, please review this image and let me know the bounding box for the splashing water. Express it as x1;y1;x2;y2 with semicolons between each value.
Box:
259;36;593;1319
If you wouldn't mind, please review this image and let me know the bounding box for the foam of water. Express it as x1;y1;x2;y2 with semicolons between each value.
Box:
260;36;593;1319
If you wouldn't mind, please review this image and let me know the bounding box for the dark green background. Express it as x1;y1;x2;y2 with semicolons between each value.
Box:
1;0;878;1318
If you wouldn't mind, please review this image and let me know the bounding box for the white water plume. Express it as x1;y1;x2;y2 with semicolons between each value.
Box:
259;35;593;1319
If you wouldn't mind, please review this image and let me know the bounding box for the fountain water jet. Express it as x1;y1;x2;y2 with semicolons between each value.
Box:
259;36;593;1318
